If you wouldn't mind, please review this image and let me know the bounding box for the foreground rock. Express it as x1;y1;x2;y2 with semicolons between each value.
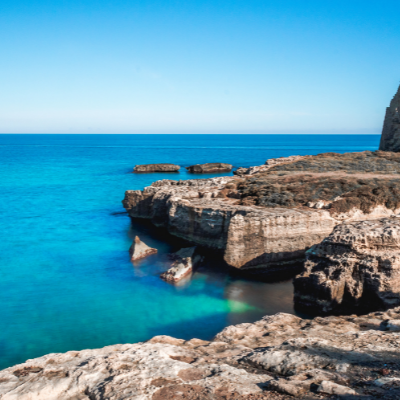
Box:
123;151;400;273
3;308;400;399
133;164;180;173
294;217;400;314
186;163;233;173
160;247;202;283
379;84;400;152
129;236;158;261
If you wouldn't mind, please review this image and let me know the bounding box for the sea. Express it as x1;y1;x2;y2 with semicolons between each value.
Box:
0;134;380;370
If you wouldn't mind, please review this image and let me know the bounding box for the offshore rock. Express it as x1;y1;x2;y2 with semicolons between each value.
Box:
129;236;157;261
294;217;400;314
123;151;400;272
133;164;180;173
186;163;233;173
4;308;400;399
160;247;202;283
379;85;400;152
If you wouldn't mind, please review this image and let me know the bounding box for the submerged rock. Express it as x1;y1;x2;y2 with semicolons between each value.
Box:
4;307;400;399
160;247;202;283
133;164;180;173
186;163;232;173
123;151;400;273
380;84;400;152
294;217;400;314
129;236;157;261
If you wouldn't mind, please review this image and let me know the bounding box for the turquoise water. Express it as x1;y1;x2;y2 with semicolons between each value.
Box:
0;134;380;370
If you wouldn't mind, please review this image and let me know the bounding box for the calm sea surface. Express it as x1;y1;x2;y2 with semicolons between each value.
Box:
0;134;380;369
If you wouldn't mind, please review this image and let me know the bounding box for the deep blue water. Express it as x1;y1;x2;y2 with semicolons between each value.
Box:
0;134;380;370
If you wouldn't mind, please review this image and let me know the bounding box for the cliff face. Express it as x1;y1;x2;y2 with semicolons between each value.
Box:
123;152;400;272
2;308;400;399
380;85;400;152
294;217;400;314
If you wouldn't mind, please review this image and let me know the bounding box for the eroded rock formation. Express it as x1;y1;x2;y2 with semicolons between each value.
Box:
133;164;180;173
129;236;158;261
160;247;202;283
379;85;400;152
123;151;400;273
186;163;233;173
3;308;400;399
294;217;400;314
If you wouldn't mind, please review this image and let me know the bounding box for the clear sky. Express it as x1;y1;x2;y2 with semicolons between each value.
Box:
1;0;399;134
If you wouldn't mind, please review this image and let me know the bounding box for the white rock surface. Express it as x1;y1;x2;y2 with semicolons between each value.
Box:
129;236;157;261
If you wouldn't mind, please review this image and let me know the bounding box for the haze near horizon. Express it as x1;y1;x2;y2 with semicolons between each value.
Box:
1;0;399;134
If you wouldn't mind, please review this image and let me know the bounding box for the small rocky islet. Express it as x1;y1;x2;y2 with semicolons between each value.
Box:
2;85;400;399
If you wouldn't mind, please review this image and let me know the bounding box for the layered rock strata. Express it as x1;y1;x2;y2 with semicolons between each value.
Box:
160;247;202;283
186;163;233;173
133;164;180;173
123;151;400;272
294;217;400;314
3;308;400;399
379;84;400;152
129;236;158;261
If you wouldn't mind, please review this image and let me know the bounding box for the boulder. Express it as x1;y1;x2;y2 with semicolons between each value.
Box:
294;217;400;314
379;84;400;152
133;164;180;173
186;163;232;173
160;247;202;283
129;236;157;261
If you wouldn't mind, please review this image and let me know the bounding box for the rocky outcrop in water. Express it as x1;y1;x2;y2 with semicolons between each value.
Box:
160;247;202;283
123;151;400;273
2;308;400;399
133;164;180;173
294;217;400;314
379;85;400;152
129;236;157;261
186;163;233;173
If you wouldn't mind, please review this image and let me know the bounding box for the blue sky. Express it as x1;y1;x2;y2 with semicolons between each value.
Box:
1;0;399;133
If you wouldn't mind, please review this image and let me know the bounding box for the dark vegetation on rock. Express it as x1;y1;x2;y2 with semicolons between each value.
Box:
234;151;400;214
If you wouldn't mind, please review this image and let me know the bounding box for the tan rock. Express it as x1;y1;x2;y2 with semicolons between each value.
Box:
294;217;400;314
129;236;157;261
160;247;202;283
186;163;232;173
133;163;180;172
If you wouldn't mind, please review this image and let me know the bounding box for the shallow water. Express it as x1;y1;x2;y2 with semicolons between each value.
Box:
0;134;379;370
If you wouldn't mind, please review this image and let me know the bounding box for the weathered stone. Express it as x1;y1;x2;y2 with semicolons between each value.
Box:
380;85;400;152
160;247;202;283
3;308;400;398
294;218;400;314
134;163;180;173
316;380;356;395
186;163;233;173
129;236;157;261
123;152;400;272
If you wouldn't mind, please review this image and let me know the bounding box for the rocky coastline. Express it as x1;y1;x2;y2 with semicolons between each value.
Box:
2;307;400;399
3;86;400;399
123;151;400;277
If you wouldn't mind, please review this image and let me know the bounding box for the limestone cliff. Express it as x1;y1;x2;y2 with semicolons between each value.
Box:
2;308;400;399
379;84;400;152
123;151;400;273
